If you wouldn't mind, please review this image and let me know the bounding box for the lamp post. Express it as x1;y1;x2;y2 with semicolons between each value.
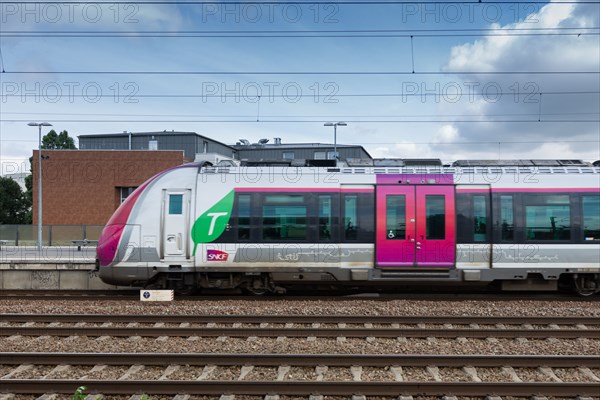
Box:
28;122;52;251
324;122;347;164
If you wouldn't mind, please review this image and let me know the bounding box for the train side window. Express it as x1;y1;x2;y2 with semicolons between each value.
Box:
500;195;514;241
262;194;307;241
426;195;445;240
344;195;358;240
582;195;600;240
386;195;406;240
168;194;183;215
237;194;251;240
525;195;570;241
473;195;487;242
319;195;332;240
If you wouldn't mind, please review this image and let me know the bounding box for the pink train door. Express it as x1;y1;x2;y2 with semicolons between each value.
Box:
376;176;455;268
415;186;455;267
375;186;416;267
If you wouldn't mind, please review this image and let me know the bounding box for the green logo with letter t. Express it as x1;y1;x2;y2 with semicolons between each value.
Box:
191;190;234;254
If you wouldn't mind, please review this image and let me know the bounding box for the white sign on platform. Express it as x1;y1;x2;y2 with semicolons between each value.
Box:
140;290;174;302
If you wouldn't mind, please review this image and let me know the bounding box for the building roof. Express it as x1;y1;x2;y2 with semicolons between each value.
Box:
78;131;236;150
233;142;372;158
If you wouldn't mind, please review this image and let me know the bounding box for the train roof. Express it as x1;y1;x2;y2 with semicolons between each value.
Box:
195;158;599;175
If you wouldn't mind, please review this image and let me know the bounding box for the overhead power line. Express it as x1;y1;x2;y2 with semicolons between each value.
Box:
2;28;598;38
3;112;599;118
1;118;598;123
3;71;597;75
2;91;598;99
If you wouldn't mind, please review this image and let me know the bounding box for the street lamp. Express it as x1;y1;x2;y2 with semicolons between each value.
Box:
324;122;347;164
28;122;52;251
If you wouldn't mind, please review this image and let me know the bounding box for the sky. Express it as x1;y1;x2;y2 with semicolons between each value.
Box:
0;0;599;175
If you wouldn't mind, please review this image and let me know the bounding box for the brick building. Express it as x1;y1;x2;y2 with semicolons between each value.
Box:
32;150;185;225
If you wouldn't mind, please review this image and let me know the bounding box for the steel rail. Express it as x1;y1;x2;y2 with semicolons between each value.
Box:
0;291;597;302
1;380;597;396
2;313;598;325
1;352;598;368
1;326;598;338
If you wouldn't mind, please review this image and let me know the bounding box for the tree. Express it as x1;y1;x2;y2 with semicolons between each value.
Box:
41;129;76;150
23;129;77;223
0;177;30;224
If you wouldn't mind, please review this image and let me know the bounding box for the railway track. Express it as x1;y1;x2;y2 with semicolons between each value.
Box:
3;313;599;324
1;314;598;339
1;313;598;398
1;353;599;397
2;380;598;397
3;351;599;367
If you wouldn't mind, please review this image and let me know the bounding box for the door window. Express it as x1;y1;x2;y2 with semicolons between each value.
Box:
386;195;406;240
425;195;445;240
169;194;183;215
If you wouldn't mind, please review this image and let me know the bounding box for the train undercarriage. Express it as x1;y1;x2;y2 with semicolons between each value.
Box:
144;269;600;296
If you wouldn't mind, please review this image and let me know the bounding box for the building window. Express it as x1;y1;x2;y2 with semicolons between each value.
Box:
314;151;326;160
119;187;137;203
282;151;295;160
582;195;600;240
149;139;158;150
327;151;338;160
203;141;208;153
525;195;570;241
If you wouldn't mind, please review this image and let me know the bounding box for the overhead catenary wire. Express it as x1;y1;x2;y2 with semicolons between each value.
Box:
2;91;597;99
2;70;597;75
2;30;598;38
1;118;598;123
3;112;599;118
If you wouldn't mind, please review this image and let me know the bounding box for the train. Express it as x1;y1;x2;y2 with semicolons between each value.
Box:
96;159;600;296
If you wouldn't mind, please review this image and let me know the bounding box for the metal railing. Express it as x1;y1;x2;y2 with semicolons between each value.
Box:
0;225;104;246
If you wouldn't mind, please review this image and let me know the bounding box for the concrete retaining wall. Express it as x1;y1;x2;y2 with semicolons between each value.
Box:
0;262;117;290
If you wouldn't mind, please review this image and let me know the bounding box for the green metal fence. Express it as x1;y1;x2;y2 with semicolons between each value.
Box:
0;225;104;246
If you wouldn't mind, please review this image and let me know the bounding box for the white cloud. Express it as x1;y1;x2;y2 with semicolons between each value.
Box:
435;1;600;161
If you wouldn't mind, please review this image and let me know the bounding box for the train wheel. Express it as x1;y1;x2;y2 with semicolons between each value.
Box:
245;286;269;296
573;274;599;297
244;275;273;296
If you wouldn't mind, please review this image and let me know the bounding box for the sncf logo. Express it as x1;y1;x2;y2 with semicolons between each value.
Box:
207;250;229;261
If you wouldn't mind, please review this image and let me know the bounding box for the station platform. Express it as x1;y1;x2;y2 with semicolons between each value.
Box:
0;246;115;290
